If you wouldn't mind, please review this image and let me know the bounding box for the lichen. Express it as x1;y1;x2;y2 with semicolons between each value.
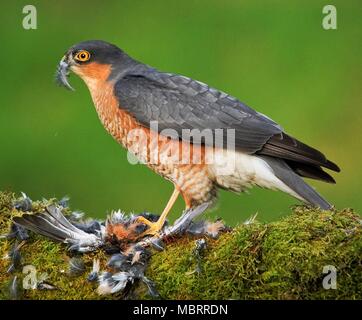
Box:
0;191;361;300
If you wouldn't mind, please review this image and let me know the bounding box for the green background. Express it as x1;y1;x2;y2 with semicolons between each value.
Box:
0;1;361;225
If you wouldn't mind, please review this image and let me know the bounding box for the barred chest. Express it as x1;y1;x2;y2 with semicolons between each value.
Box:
88;81;216;207
90;83;135;149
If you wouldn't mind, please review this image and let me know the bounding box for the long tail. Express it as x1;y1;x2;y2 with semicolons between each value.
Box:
260;156;332;210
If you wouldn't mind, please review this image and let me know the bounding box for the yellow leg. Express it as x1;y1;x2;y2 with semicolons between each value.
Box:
136;187;180;236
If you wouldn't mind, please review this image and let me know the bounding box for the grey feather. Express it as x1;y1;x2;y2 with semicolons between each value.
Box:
141;276;160;298
14;214;70;241
261;155;332;210
107;253;128;270
68;257;86;276
163;202;210;235
9;276;20;300
7;241;22;273
111;272;132;293
58;196;70;208
87;259;100;282
13;192;32;212
13;205;103;252
37;282;58;290
115;70;282;154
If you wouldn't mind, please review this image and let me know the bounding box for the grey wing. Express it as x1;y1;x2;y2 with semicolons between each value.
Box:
114;69;340;177
114;70;282;154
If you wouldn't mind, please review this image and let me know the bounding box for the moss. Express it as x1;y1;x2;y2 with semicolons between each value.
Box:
0;192;112;300
144;207;362;299
0;191;361;300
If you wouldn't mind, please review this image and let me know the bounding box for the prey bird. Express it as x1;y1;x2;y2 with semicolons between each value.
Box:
56;40;340;237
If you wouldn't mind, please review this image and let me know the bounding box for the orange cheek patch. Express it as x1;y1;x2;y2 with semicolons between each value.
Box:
72;62;112;81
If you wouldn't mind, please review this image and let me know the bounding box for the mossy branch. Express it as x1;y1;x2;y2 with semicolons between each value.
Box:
0;191;361;300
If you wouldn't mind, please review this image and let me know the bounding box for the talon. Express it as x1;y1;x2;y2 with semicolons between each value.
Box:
135;216;154;228
135;216;164;237
134;187;180;239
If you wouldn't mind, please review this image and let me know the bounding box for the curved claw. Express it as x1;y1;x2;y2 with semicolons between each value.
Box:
135;216;164;238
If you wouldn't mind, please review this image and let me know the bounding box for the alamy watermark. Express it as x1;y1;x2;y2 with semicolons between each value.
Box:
322;5;337;30
22;5;37;30
125;121;237;175
19;264;339;291
322;265;337;290
22;265;48;289
21;5;338;31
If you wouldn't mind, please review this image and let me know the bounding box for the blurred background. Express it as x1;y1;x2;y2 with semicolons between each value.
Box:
0;0;361;225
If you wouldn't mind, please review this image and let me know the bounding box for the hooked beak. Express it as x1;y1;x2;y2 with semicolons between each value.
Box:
55;56;74;91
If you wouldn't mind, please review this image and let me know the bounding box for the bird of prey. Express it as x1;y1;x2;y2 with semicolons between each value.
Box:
56;40;340;236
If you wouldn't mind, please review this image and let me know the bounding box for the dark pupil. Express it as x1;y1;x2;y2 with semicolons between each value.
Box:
81;53;86;59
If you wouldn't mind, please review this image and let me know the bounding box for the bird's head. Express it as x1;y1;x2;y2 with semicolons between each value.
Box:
56;40;135;90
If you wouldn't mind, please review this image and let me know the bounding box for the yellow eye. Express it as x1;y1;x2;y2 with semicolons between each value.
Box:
74;50;91;62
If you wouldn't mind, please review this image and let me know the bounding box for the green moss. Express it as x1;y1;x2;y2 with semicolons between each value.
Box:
0;192;111;300
144;207;362;299
0;191;361;300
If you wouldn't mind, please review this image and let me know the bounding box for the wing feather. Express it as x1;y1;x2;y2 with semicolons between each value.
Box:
115;70;281;154
114;68;339;174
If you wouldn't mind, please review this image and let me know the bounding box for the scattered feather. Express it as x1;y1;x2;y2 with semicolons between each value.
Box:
9;276;20;300
244;213;258;225
0;223;29;240
132;246;151;265
7;241;23;273
97;272;114;295
73;220;102;235
187;219;227;239
111;272;132;293
87;258;100;282
68;257;85;277
70;211;85;221
11;223;29;241
149;237;164;251
7;195;235;299
107;253;128;270
163;202;210;236
13;192;32;212
187;239;207;275
142;276;160;298
58;196;70;208
131;250;142;265
37;281;58;290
